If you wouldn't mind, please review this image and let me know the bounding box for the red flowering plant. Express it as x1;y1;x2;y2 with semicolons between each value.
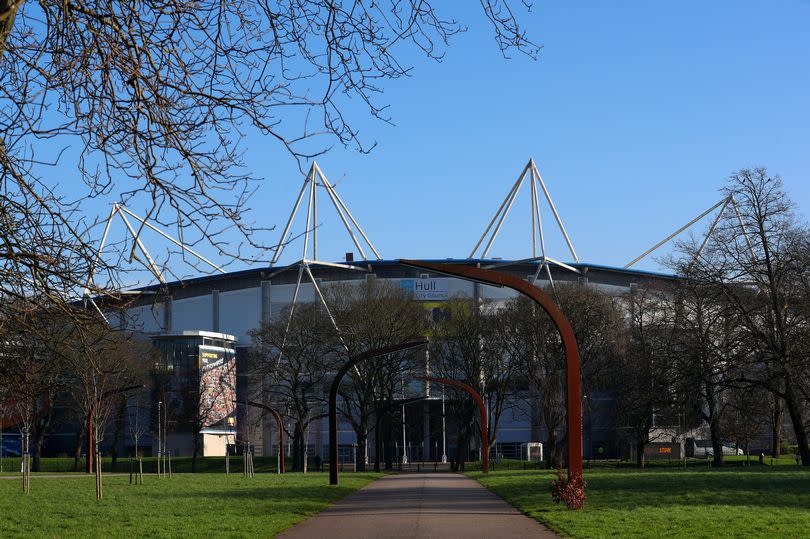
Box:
550;468;586;510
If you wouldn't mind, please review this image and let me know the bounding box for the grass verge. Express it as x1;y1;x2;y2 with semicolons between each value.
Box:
0;472;380;538
467;467;810;538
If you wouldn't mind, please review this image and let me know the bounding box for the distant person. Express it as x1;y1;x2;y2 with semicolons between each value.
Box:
759;452;765;465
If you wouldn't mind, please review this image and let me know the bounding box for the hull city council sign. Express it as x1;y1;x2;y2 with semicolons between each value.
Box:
400;278;449;300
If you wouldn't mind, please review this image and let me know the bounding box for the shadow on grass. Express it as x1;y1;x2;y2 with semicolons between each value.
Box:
477;468;810;511
142;475;379;517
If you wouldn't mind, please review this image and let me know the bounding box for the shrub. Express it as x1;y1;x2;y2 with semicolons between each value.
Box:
550;468;587;510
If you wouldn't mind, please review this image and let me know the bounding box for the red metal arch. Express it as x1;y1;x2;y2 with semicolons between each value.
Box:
401;260;583;481
238;400;285;473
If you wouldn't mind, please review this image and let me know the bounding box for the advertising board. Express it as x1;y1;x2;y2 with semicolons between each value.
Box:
198;346;236;431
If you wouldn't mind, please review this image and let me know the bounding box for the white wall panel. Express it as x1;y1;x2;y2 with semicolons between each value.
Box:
218;287;261;344
172;295;212;332
124;303;163;333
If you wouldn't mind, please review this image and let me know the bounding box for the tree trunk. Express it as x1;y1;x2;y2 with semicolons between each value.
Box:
783;380;810;466
31;404;53;473
772;394;783;457
709;436;724;467
374;410;383;473
636;438;646;468
0;0;24;56
191;431;199;473
383;412;393;471
293;421;305;472
74;420;87;472
544;428;558;470
456;429;468;472
705;380;724;467
32;426;45;473
356;431;367;472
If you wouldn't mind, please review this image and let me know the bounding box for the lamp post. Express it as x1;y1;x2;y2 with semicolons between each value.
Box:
157;400;162;476
401;374;407;465
441;386;447;463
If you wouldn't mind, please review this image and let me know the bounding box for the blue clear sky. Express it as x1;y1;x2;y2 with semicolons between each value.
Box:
90;1;810;280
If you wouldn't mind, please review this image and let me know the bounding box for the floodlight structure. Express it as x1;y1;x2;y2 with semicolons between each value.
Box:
268;162;381;349
624;194;755;269
84;202;225;320
470;159;581;286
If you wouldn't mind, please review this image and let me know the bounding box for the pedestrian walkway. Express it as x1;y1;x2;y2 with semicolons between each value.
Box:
279;472;558;538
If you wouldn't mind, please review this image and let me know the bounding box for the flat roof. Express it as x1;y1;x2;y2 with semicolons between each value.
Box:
152;330;236;341
129;258;677;293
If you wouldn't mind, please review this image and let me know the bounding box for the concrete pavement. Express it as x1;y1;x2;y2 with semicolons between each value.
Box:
279;472;558;539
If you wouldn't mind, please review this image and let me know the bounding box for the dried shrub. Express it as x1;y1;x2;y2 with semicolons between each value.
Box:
550;468;587;510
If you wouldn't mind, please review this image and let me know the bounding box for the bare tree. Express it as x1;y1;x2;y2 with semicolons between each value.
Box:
250;302;335;471
613;282;679;467
501;283;624;468
689;169;810;465
327;280;427;472
1;1;539;320
127;393;149;458
430;298;519;470
0;302;73;473
723;380;769;464
63;313;148;498
661;271;746;466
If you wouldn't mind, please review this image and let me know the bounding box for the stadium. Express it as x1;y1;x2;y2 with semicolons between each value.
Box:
22;160;695;465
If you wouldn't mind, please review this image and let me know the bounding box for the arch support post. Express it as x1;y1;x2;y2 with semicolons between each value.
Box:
400;259;583;482
329;340;427;485
423;377;489;474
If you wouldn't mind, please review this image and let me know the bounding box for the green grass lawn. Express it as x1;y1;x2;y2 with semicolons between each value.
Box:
468;466;810;538
0;455;303;474
0;472;380;538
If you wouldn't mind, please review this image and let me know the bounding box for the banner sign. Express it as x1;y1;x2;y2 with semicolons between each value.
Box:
400;278;449;300
198;346;236;431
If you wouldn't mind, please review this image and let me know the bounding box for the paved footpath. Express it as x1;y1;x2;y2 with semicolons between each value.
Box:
279;473;558;539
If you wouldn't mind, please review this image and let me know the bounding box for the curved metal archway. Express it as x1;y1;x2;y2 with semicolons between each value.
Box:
236;400;285;473
401;260;583;481
329;340;428;485
423;376;489;474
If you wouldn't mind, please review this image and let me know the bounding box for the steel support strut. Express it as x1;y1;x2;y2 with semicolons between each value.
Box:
400;260;583;482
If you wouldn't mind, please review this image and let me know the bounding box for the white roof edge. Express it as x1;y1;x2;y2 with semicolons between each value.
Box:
154;330;237;342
